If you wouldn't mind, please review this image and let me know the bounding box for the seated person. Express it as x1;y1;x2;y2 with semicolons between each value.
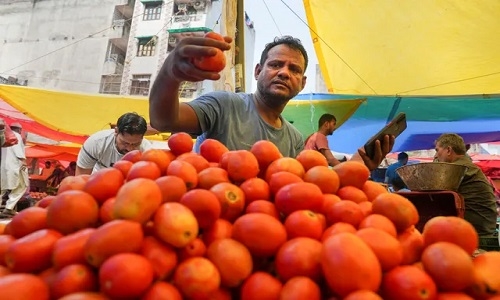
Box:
46;166;66;188
30;161;55;181
434;133;498;237
64;161;77;177
385;152;408;187
392;177;411;193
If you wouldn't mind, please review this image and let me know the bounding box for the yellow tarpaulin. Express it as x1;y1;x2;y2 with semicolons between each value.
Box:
304;0;500;95
0;84;364;139
282;98;365;137
0;84;152;136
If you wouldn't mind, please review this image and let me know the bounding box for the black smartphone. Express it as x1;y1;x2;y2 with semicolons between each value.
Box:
363;112;407;159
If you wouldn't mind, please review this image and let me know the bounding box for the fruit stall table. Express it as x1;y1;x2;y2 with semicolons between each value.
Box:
29;178;48;193
398;190;500;251
396;190;465;232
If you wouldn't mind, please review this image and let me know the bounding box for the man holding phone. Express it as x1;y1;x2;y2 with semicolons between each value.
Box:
303;112;395;170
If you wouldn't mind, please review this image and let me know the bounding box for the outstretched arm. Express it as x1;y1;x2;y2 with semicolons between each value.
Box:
149;36;232;133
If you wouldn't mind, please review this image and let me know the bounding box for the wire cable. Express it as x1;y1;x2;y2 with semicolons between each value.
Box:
397;70;500;95
262;0;282;36
280;0;500;95
279;0;377;94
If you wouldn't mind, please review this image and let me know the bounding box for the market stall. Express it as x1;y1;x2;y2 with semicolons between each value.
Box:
24;143;79;199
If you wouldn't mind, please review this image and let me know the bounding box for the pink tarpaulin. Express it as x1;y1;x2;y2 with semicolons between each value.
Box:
475;160;500;179
25;144;79;162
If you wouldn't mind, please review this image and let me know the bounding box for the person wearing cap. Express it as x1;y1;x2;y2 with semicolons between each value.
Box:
76;112;152;175
0;123;29;218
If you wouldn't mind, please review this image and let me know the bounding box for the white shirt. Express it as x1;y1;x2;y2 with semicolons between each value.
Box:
77;129;152;174
1;132;26;190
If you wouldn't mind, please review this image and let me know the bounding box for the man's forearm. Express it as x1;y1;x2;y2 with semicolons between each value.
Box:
149;71;182;132
328;158;341;167
75;166;92;176
322;150;341;167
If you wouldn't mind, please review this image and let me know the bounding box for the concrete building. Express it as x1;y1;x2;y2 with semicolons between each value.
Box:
315;64;328;93
0;0;256;97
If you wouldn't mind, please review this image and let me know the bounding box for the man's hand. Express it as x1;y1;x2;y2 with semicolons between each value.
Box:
161;35;232;84
357;135;395;171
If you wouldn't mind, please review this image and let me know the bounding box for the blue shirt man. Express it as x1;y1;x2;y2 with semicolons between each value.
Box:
385;152;409;186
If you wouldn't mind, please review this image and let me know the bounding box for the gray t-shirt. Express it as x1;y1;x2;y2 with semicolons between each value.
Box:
186;92;304;158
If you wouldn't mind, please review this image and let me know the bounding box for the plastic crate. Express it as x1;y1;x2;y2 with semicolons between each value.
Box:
479;234;500;251
397;191;465;232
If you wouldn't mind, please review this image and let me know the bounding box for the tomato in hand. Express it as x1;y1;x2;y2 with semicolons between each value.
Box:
193;32;227;72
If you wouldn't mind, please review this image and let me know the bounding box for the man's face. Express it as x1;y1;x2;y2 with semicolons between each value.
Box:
115;132;143;154
255;44;307;105
434;142;451;162
327;120;337;135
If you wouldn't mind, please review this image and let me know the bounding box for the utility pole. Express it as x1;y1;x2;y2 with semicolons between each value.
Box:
235;0;246;92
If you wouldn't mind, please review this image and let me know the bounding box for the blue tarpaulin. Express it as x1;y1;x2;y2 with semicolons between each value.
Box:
293;93;500;153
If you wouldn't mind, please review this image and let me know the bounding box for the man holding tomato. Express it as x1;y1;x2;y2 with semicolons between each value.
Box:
149;33;393;170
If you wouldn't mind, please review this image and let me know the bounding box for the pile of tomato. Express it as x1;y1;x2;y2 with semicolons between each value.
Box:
0;132;499;300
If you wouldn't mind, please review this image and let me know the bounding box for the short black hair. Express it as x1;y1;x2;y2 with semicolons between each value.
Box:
318;113;336;128
398;152;409;161
259;35;309;72
116;112;148;135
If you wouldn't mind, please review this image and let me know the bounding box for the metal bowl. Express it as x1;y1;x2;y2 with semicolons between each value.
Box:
396;162;468;191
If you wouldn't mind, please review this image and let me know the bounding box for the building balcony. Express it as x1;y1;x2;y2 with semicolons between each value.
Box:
109;20;131;52
110;20;131;38
167;30;206;52
115;0;135;19
168;13;211;33
102;55;125;75
174;0;209;10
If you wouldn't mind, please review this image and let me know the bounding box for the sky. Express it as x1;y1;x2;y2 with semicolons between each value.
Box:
244;0;318;93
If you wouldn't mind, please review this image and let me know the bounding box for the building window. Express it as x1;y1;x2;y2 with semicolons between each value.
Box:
100;75;122;95
143;3;162;21
137;37;156;57
130;74;151;96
